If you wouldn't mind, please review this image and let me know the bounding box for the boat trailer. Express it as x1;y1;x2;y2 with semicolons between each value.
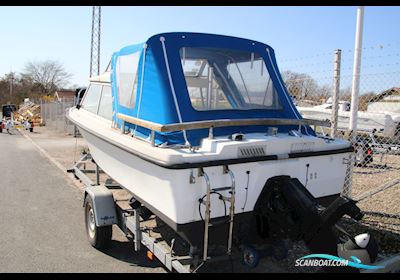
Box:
68;151;202;272
68;151;400;273
69;152;272;272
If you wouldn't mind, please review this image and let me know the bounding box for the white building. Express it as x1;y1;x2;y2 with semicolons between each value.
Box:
367;87;400;114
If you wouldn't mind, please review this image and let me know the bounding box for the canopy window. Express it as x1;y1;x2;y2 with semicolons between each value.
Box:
179;47;282;111
116;52;140;109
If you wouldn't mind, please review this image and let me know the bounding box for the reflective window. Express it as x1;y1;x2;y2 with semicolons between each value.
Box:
116;52;140;108
98;85;113;120
180;47;282;111
81;84;102;114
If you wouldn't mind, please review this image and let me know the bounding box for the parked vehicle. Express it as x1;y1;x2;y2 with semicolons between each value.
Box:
2;104;17;118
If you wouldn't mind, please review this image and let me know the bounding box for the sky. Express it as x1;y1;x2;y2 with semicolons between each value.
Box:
0;6;399;92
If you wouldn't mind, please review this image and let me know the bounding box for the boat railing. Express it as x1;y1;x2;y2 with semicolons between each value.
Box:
117;113;331;146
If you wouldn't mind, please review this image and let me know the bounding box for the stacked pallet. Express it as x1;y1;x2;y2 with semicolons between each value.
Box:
15;100;42;127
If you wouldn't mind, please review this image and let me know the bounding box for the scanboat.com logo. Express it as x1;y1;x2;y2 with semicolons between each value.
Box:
295;254;384;270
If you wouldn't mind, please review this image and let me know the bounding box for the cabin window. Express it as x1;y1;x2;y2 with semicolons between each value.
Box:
81;83;102;114
98;85;113;120
180;47;282;111
116;52;140;108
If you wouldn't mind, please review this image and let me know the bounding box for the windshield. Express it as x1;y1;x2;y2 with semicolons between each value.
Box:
179;47;282;111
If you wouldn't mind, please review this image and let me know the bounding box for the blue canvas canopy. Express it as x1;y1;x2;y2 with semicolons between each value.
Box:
110;32;314;146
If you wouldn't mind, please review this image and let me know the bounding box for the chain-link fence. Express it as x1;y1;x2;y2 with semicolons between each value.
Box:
279;42;400;215
40;98;76;135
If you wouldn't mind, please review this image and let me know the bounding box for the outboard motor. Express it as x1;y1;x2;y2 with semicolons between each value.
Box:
253;175;377;272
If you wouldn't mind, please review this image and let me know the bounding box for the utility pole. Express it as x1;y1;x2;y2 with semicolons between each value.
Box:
90;6;101;77
349;6;365;139
9;72;14;102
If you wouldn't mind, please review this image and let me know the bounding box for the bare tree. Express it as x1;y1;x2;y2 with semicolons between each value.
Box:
282;70;319;100
22;60;72;95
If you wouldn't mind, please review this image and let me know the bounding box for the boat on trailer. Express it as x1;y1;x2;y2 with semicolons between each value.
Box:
296;99;400;139
67;32;379;271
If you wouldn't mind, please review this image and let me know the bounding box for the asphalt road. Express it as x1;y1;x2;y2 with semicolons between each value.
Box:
0;131;165;272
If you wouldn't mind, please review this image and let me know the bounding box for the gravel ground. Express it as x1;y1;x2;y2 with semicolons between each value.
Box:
21;125;400;271
353;154;400;215
23;126;88;169
350;153;400;253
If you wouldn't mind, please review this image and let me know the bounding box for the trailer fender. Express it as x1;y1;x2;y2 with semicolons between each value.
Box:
84;185;117;227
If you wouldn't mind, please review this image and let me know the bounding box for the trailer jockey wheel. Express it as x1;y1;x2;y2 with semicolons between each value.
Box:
84;195;112;250
242;245;260;268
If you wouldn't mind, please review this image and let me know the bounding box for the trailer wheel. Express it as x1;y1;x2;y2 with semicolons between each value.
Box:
242;245;260;268
84;195;112;250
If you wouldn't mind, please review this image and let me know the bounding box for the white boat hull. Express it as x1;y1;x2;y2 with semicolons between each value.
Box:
77;119;351;226
297;106;400;137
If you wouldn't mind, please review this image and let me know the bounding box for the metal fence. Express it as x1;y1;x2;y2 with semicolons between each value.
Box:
40;98;76;135
279;42;400;204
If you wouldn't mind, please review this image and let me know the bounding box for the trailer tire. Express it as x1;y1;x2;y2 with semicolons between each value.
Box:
242;245;260;268
84;195;112;250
